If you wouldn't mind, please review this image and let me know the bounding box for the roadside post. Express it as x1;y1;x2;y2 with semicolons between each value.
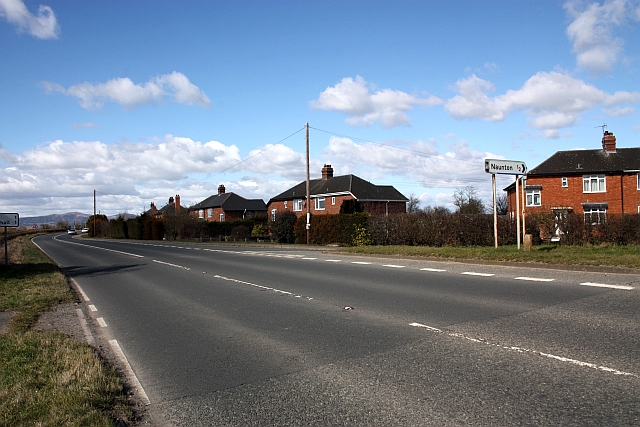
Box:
0;213;20;265
484;159;527;249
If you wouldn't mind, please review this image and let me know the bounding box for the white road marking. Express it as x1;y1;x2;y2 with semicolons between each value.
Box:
410;322;638;379
152;260;190;270
214;274;313;300
302;257;317;260
109;340;151;405
88;304;97;312
515;277;555;282
421;268;446;272
70;278;90;302
352;261;372;265
461;272;495;277
96;317;107;327
383;264;405;268
53;235;144;258
580;282;634;290
325;259;342;262
75;308;95;345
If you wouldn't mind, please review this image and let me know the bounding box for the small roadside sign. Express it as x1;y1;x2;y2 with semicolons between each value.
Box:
484;159;527;175
0;213;19;227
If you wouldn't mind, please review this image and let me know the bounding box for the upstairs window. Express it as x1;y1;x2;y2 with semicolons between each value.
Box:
271;209;277;222
526;189;541;206
284;201;288;209
293;199;303;211
220;213;225;222
199;209;204;219
314;197;325;211
332;197;336;205
637;173;640;190
561;177;568;187
207;208;212;218
583;175;605;193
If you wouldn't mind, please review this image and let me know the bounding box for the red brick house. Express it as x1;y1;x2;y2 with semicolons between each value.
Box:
149;195;183;218
189;185;267;222
505;131;640;226
267;164;408;221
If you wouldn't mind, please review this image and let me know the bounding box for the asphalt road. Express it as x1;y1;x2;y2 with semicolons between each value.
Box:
34;233;640;426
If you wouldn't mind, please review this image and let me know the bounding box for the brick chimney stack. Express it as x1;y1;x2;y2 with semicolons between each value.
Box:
218;184;226;195
175;195;180;214
602;131;616;153
321;164;334;180
150;202;157;215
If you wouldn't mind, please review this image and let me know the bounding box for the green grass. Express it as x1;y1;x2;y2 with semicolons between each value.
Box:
339;244;640;269
0;236;132;426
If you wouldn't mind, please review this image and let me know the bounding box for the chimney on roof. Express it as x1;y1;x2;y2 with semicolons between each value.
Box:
218;184;226;195
150;202;157;215
602;131;616;153
175;195;180;214
321;164;334;180
169;196;174;205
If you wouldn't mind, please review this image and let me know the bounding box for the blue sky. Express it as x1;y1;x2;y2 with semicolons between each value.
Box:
1;0;639;217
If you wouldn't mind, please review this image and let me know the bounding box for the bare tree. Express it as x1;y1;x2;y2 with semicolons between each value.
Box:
453;186;486;214
406;194;421;214
496;194;508;216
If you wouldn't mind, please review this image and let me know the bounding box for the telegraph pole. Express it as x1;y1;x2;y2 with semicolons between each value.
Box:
93;190;96;238
305;123;310;245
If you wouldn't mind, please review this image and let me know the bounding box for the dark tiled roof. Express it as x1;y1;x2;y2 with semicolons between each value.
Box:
527;147;640;176
190;193;266;212
269;174;408;203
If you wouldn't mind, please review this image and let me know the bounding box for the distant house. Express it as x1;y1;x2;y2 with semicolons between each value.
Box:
267;164;408;221
149;195;183;218
505;131;640;225
189;185;267;222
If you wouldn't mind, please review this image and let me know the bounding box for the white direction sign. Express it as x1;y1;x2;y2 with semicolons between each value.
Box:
484;159;527;175
0;213;19;227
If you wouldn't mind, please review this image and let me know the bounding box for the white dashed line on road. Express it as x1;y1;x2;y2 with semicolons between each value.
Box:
461;272;495;277
325;259;342;262
580;282;634;290
352;261;372;265
383;264;405;268
515;277;555;282
88;304;97;312
97;317;107;327
421;268;447;272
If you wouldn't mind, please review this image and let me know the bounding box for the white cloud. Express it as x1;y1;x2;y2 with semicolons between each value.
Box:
310;76;443;128
564;0;637;74
445;71;640;136
604;105;636;116
0;0;59;39
43;72;211;110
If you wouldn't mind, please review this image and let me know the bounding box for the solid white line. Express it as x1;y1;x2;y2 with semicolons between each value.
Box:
409;322;638;379
461;272;495;277
53;235;144;258
96;317;107;327
109;340;151;405
88;304;97;312
383;264;405;268
421;268;446;272
580;282;634;290
352;261;372;265
152;259;190;270
70;278;90;302
515;277;555;282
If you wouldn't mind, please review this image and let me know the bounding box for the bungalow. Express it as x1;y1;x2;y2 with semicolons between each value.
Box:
189;184;267;222
267;164;408;221
505;131;640;224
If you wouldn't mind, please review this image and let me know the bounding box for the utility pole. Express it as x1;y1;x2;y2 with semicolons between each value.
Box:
305;123;310;245
93;190;96;238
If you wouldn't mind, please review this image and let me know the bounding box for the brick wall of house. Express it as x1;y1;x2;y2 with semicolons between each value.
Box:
268;195;408;218
509;172;640;215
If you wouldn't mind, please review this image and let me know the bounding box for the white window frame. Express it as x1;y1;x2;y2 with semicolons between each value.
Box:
199;209;204;219
284;201;288;209
584;208;606;225
583;174;606;193
207;208;213;218
637;173;640;190
526;189;541;207
332;197;336;205
219;213;224;222
561;177;568;188
271;209;277;222
314;197;325;211
293;199;303;212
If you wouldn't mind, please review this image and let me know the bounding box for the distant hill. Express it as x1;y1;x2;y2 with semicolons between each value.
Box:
19;212;137;227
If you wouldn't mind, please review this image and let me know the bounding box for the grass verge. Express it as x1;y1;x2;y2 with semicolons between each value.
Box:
339;244;640;269
0;235;132;426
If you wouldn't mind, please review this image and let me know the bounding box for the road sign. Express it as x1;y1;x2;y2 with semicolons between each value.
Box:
0;213;19;227
484;159;527;175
